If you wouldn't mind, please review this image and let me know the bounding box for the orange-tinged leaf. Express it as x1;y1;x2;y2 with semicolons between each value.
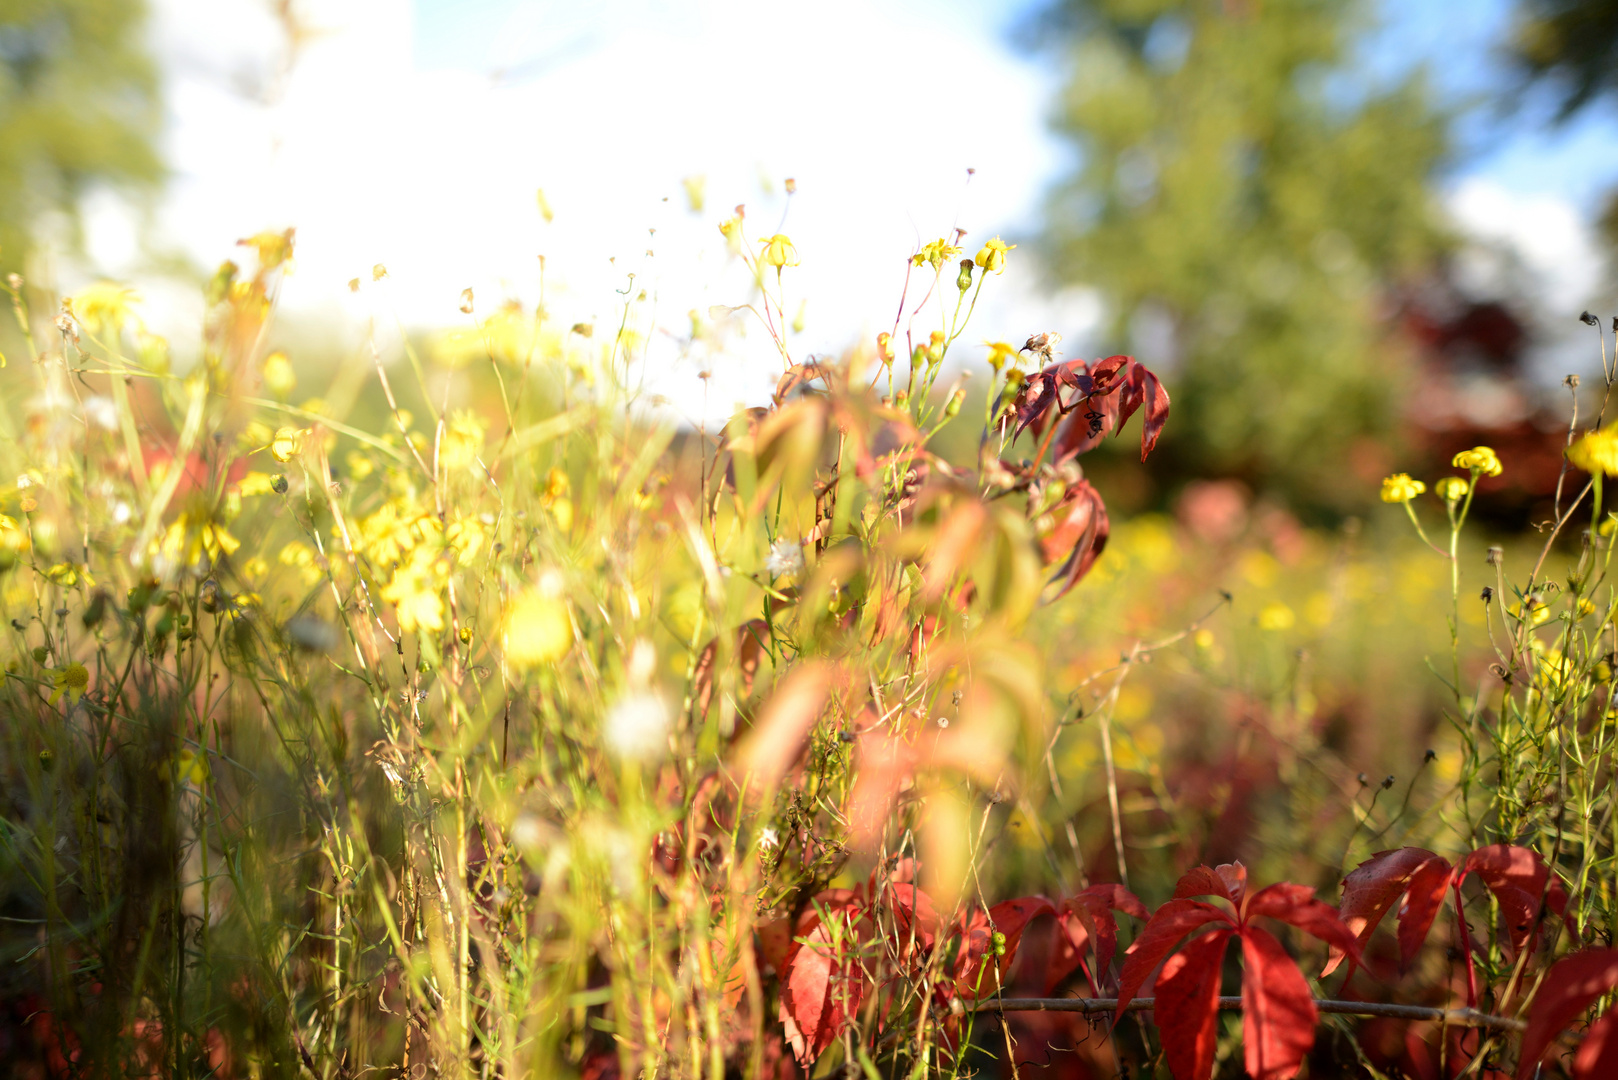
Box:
921;499;987;602
733;662;832;789
1240;925;1317;1080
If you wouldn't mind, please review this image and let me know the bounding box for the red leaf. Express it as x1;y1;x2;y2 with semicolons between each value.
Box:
1074;883;1148;977
1244;883;1362;968
1516;948;1618;1080
1116;899;1235;1019
882;879;940;957
1126;361;1171;461
1155;929;1233;1080
1047;884;1150;995
1397;856;1455;972
1463;844;1566;955
1325;847;1442;976
1038;479;1111;601
779;892;871;1066
1173;862;1247;907
952;896;1056;999
1046;910;1096;996
1574;1009;1618;1079
1241;925;1319;1080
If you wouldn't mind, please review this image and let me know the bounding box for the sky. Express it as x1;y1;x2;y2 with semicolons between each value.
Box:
73;0;1618;420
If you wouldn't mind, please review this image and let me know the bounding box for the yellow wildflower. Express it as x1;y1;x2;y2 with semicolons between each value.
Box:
973;236;1015;274
984;341;1019;371
757;234;799;268
445;515;487;562
1568;427;1618;476
439;410;487;471
1257;603;1295;631
345;451;376;482
176;747;209;786
1380;473;1425;503
49;662;88;706
1452;446;1503;477
154;512;240;569
262;351;296;395
237;228;295;271
278;540;324;586
381;548;448;634
911;238;963;271
1433;476;1470;503
71;282;141;329
237;471;277;497
505;591;572;668
270;427;301;463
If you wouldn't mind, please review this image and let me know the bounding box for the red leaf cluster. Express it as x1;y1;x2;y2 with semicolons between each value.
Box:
775;874;1144;1068
1012;354;1170;464
1116;861;1361;1080
1328;844;1573;1004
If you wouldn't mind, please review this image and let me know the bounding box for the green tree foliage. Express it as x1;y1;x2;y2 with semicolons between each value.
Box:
1033;0;1450;507
0;0;163;275
1513;0;1618;118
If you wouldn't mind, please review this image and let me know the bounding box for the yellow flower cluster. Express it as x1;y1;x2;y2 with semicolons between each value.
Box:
974;237;1015;275
153;510;240;570
1380;473;1425;503
1568;426;1618;477
1452;446;1502;477
911;238;963;271
757;234;799;268
1433;476;1469;503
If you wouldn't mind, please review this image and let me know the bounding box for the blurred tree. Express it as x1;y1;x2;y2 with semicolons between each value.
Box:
1512;2;1618;263
0;0;163;276
1513;0;1618;119
1030;0;1451;508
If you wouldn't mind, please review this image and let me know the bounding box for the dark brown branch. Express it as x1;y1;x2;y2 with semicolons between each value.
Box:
968;997;1525;1032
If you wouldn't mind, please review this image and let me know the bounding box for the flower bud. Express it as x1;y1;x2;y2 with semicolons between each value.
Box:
944;387;966;418
956;258;974;293
876;331;895;366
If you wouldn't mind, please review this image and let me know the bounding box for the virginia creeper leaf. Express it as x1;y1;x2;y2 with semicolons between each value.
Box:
1325;847;1441;976
1517;948;1618;1079
1156;929;1233;1080
1116;899;1235;1019
1240;925;1318;1080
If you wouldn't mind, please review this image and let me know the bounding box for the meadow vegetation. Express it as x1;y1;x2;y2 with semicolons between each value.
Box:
2;218;1618;1080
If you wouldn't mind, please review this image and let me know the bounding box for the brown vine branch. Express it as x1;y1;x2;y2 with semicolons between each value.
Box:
968;997;1525;1032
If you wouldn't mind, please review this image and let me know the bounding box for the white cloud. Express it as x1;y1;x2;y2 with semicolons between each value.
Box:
1446;178;1606;312
75;0;1074;419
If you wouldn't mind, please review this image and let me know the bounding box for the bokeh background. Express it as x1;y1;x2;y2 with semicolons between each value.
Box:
7;0;1618;509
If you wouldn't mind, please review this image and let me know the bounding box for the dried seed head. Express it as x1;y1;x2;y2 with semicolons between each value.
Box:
1582;310;1600;326
1481;585;1494;602
1486;545;1503;566
1565;373;1581;389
